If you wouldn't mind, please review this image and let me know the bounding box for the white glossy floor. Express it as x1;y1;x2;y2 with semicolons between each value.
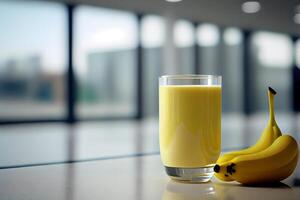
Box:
1;113;299;168
1;155;300;200
0;113;300;199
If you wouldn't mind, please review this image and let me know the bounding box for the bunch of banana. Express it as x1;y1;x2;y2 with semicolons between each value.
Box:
214;87;299;184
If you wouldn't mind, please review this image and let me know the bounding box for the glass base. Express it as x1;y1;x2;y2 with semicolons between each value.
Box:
165;165;214;183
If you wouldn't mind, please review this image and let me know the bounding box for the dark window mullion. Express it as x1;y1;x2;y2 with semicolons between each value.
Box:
242;30;251;115
67;4;76;123
136;13;143;119
292;36;300;112
193;22;200;74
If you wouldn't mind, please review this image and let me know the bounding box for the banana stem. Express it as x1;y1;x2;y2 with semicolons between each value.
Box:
268;87;276;125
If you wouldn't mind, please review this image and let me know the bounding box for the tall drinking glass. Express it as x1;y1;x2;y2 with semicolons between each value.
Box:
159;75;222;183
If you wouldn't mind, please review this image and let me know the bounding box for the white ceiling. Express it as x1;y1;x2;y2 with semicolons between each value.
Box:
49;0;300;36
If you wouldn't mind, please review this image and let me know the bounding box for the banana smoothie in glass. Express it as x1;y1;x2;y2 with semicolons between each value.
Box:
159;75;222;183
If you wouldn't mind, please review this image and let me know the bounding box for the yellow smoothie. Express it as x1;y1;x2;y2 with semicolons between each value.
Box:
159;85;221;168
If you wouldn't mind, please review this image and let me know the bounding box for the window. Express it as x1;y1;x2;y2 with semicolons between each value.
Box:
296;39;300;69
293;39;300;112
252;32;293;68
196;24;221;75
222;28;244;113
74;6;138;118
224;28;242;46
249;31;293;112
141;15;165;117
0;0;67;120
173;20;195;74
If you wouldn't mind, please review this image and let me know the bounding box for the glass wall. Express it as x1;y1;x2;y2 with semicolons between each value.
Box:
173;20;195;74
196;24;244;113
141;15;165;117
293;39;300;112
249;31;293;112
0;1;67;120
0;0;298;123
196;23;221;75
296;39;300;68
222;28;244;113
74;6;138;118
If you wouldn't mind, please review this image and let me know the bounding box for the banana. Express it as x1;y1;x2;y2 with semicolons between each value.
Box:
214;135;299;184
215;87;282;181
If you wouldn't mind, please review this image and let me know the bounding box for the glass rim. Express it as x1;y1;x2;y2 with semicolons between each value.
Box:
159;74;221;80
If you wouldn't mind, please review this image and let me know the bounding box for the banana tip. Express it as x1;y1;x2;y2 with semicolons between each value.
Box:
214;164;220;173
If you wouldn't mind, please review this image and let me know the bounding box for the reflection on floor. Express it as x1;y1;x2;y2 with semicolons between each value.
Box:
0;155;300;200
0;113;299;168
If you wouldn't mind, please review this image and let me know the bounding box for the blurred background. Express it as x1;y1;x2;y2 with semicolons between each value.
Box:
0;0;300;168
